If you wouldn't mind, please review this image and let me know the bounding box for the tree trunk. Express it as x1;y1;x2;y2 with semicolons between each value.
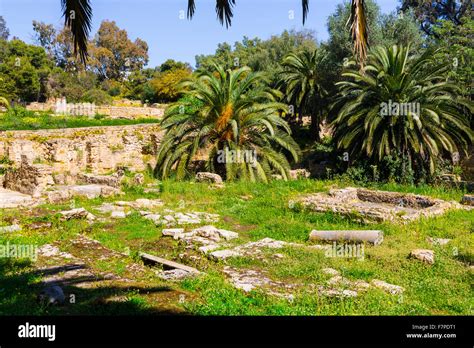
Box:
310;110;320;141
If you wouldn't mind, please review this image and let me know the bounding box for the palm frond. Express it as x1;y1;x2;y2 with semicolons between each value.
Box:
302;0;309;25
347;0;369;64
61;0;92;64
216;0;236;28
187;0;196;18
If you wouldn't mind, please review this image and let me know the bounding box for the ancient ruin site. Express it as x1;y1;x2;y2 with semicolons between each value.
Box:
0;1;472;335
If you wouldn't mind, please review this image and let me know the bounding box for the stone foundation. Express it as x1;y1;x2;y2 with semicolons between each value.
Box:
294;187;466;223
3;157;54;197
0;124;163;175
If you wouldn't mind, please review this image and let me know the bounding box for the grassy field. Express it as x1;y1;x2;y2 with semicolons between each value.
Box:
0;177;472;316
0;107;160;131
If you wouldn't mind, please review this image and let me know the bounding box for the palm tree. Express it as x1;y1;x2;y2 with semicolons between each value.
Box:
62;1;368;64
155;64;300;182
332;44;473;176
279;49;327;139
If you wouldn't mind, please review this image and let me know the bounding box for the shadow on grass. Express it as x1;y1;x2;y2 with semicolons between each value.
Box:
0;259;189;316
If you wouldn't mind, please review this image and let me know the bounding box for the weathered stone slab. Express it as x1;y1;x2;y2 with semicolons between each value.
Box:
114;198;164;209
111;211;127;219
76;171;124;188
309;230;384;245
371;279;405;295
209;249;242;260
59;208;96;221
50;184;120;201
162;228;184;239
318;288;358;298
139;252;201;275
295;187;460;223
195;172;223;184
198;244;221;254
156;269;195;281
410;249;435;265
143;214;162;223
223;266;295;295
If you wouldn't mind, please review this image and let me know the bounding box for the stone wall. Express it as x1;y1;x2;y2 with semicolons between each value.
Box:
95;106;164;119
3;156;54;197
0;124;164;175
26;101;166;119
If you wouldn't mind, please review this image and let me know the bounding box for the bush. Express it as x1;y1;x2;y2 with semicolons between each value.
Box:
81;89;113;105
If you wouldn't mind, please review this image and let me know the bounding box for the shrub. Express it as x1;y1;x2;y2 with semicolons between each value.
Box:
81;89;113;105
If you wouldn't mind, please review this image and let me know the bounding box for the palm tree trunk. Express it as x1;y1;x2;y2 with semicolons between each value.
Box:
310;109;320;141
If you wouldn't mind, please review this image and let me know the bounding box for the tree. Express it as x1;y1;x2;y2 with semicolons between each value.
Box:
401;0;472;36
159;59;192;73
332;45;473;179
0;16;9;40
155;64;300;182
196;30;317;81
62;1;370;65
88;20;149;80
380;10;424;49
33;22;84;71
149;68;192;103
45;68;97;102
322;0;384;100
0;39;53;102
321;1;424;109
429;17;473;99
279;49;327;138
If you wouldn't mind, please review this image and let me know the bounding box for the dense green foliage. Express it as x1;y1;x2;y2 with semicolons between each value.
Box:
279;49;328;137
0;1;472;184
156;65;300;181
332;45;473;182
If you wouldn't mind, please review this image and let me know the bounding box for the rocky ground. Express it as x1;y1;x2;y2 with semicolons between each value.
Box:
0;176;472;315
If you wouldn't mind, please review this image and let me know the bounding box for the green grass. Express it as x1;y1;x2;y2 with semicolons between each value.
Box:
0;107;160;131
0;178;472;316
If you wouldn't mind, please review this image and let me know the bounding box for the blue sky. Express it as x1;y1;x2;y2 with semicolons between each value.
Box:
0;0;399;67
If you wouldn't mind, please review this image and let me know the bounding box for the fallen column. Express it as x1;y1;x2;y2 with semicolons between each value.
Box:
309;230;384;245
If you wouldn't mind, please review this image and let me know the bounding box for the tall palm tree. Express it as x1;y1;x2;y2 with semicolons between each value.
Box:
332;44;473;175
62;1;368;64
279;49;327;139
155;64;300;182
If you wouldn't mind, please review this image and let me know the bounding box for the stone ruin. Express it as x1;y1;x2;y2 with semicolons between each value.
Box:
0;156;126;206
293;187;469;223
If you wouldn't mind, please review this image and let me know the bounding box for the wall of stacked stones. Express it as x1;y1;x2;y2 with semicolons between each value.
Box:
0;124;164;175
26;102;166;119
